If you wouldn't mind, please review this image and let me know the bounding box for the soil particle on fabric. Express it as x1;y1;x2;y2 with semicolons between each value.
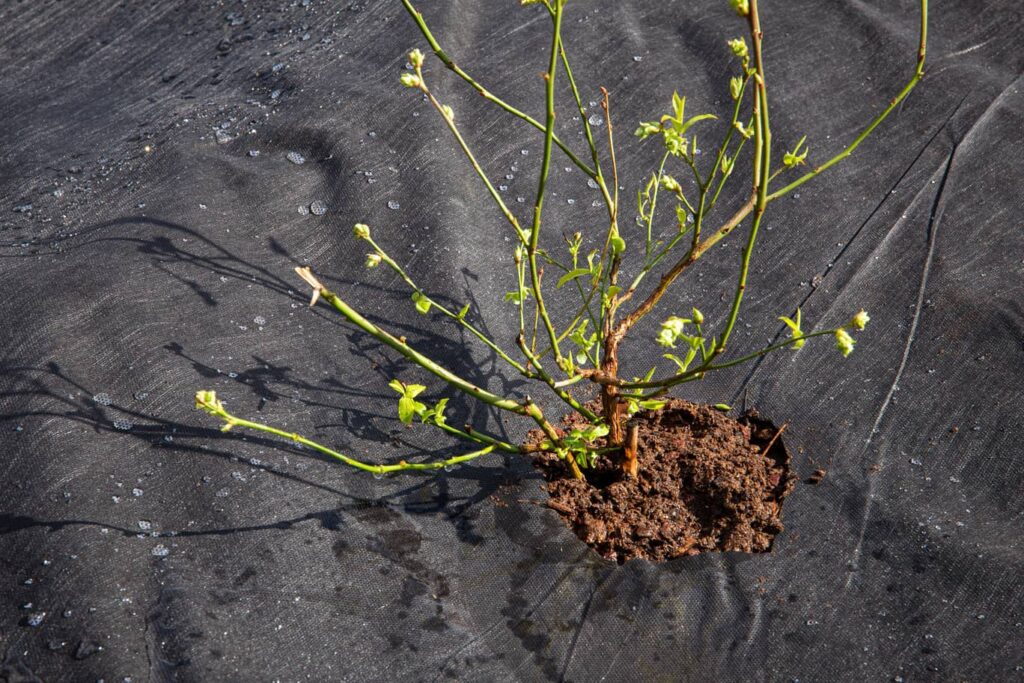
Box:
533;399;796;563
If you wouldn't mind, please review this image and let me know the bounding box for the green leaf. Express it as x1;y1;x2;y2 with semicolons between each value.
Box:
397;395;426;425
610;235;626;255
457;303;470;320
411;292;432;315
503;290;529;305
405;383;427;399
639;399;667;411
713;403;732;411
388;379;406;395
420;397;449;426
679;113;717;137
557;268;592;289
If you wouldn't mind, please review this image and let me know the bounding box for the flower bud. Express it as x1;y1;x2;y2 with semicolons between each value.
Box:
353;223;371;240
728;38;748;59
408;48;424;69
659;175;682;193
729;75;743;100
365;253;382;268
400;72;421;89
634;121;661;140
729;0;750;17
692;308;704;325
851;309;870;331
835;328;856;357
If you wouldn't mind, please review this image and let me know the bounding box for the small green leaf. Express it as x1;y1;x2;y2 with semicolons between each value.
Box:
397;395;426;425
457;303;470;320
411;292;432;315
557;268;592;289
638;399;667;411
388;379;405;395
713;403;732;411
610;235;626;255
679;113;717;136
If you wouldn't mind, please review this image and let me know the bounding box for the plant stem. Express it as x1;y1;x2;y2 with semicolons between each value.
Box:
366;235;529;375
710;0;772;360
613;194;756;336
517;335;600;422
526;1;567;367
766;0;928;201
400;0;596;178
422;87;528;244
206;402;499;475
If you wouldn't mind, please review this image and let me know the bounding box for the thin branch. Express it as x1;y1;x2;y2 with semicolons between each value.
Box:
766;0;928;201
401;0;596;177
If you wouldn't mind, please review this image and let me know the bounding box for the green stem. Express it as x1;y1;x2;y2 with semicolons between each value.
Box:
613;329;841;391
204;403;499;475
710;1;772;363
766;0;928;201
517;335;600;422
527;1;567;366
366;235;529;375
422;87;528;244
400;0;595;178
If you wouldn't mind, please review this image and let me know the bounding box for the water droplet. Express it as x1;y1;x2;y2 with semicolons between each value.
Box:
131;488;143;497
588;113;605;127
297;204;309;215
309;200;327;215
505;173;514;180
499;184;508;191
253;315;267;326
387;200;400;210
516;196;526;203
138;520;152;531
248;149;260;158
93;393;113;406
227;372;238;379
632;55;643;62
587;178;600;190
13;203;33;214
286;151;306;165
26;612;47;628
133;391;149;401
520;149;529;156
215;129;233;145
372;470;384;480
113;419;133;431
151;544;170;558
566;198;576;205
443;463;455;472
215;488;231;498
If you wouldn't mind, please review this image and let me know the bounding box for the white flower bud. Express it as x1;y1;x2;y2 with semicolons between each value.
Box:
835;328;856;357
851;309;870;331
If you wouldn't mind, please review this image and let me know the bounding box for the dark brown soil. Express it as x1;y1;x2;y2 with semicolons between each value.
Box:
532;399;796;563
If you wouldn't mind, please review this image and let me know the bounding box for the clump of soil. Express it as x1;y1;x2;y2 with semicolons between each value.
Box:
532;399;795;563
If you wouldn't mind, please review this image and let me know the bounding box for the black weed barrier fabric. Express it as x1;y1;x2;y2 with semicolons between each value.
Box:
1;1;1022;681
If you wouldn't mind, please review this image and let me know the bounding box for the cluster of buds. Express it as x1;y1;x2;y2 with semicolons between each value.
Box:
656;309;703;348
400;49;426;90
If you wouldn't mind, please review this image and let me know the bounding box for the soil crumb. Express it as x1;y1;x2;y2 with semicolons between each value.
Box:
533;399;795;563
